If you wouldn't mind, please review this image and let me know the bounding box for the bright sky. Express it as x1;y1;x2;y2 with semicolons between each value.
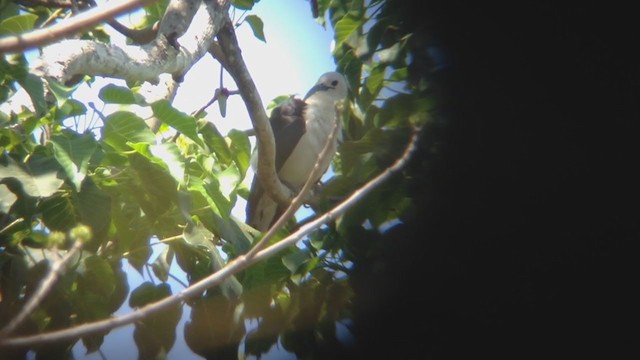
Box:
49;2;338;359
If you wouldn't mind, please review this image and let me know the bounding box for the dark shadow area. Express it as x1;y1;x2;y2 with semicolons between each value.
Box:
348;3;636;359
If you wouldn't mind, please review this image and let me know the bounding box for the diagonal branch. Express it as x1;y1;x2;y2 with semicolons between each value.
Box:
0;241;84;337
0;0;156;53
212;19;293;207
0;128;421;349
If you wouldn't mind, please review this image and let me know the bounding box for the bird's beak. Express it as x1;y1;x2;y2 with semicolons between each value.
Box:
303;83;331;100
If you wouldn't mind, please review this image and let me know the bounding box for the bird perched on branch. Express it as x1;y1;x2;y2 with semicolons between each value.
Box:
246;72;349;232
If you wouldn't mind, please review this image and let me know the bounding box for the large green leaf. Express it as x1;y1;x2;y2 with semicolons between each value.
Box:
77;179;111;244
50;131;97;191
0;153;64;198
98;84;139;104
39;192;77;231
79;255;116;298
102;111;155;152
151;100;204;147
16;73;47;116
149;143;185;184
228;129;250;178
0;14;37;35
197;119;232;164
46;78;84;106
130;282;182;359
334;14;361;48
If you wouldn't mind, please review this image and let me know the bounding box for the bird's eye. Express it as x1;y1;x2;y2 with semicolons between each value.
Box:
331;80;338;86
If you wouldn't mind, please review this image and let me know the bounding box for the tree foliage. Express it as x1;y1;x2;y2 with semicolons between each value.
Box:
0;0;433;358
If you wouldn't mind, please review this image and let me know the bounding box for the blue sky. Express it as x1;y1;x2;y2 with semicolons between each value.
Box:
55;1;339;359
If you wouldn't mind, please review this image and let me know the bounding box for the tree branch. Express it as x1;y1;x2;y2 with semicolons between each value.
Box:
29;0;229;84
0;128;421;349
212;18;294;206
0;0;156;53
0;241;84;337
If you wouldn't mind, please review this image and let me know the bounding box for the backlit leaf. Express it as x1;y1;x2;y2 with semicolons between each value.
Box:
245;15;266;42
102;111;155;151
0;14;38;35
152;100;204;147
50;132;97;191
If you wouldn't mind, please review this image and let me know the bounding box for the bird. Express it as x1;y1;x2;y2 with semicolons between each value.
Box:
246;72;349;232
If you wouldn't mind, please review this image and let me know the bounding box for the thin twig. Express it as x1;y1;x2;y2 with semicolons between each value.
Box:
0;128;420;349
0;0;156;53
0;241;84;337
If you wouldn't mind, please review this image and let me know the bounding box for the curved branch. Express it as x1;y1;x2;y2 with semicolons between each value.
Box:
0;0;156;53
0;128;421;349
213;18;293;206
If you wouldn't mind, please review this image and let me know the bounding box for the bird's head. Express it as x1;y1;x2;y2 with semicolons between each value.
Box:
303;72;349;102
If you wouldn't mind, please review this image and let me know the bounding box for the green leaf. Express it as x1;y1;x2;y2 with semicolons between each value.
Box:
77;179;111;243
79;255;116;298
182;221;215;252
378;42;402;64
98;84;139;104
231;0;256;10
245;15;266;42
197;119;232;164
129;282;171;308
282;250;311;274
0;14;38;35
149;142;185;184
390;67;408;82
228;129;250;178
130;283;181;358
54;99;87;122
266;95;290;112
39;192;77;231
217;89;228;117
151;100;204;147
46;78;84;105
365;64;385;97
102;111;156;151
151;246;174;282
334;14;360;48
0;153;64;198
17;73;47;116
182;222;243;298
50;132;97;191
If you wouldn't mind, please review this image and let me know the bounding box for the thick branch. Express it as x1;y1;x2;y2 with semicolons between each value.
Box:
30;0;230;84
157;0;202;39
0;0;155;53
213;19;293;206
0;129;421;349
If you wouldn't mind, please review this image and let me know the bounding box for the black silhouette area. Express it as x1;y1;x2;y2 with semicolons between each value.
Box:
345;3;636;359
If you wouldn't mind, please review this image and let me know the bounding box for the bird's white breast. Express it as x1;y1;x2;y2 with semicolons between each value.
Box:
277;99;341;187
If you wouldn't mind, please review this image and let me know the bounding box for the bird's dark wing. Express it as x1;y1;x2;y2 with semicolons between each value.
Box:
270;97;306;172
246;97;306;230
